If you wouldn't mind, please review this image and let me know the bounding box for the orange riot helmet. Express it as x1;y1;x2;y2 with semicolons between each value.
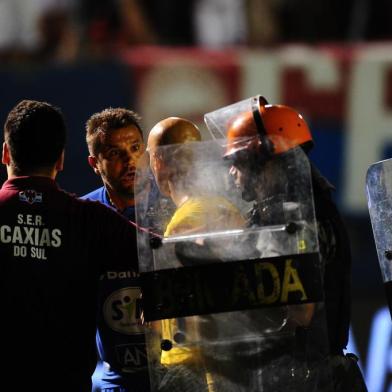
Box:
223;96;313;160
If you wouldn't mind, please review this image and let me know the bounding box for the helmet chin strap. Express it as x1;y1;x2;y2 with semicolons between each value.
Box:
251;95;274;157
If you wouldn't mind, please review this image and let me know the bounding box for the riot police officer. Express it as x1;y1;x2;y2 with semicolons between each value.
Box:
204;95;368;391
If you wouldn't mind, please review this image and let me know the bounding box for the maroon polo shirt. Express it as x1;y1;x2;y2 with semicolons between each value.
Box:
0;176;138;391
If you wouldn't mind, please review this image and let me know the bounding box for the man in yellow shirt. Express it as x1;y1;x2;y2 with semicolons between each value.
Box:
147;116;245;238
146;117;245;391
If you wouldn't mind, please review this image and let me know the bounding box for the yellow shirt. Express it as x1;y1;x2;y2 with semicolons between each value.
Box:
161;195;245;366
164;195;245;237
160;318;202;366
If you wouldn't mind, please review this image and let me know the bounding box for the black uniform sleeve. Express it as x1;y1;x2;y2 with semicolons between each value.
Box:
312;168;351;355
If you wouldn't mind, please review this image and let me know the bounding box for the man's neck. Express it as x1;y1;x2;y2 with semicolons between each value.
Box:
106;189;135;211
7;167;56;180
167;181;189;207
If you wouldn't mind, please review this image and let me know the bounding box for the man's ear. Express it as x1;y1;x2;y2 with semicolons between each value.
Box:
2;142;10;165
55;150;65;172
88;155;100;175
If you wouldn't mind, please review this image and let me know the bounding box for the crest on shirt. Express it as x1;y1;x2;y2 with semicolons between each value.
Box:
19;190;43;204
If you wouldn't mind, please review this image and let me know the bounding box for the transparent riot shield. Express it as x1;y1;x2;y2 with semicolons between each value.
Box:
366;158;392;318
135;136;331;391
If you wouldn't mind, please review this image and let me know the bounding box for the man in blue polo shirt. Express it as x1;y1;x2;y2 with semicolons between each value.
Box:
82;107;150;392
82;108;145;220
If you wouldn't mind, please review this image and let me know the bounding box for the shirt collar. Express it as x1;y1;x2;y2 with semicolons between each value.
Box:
2;176;59;191
104;189;135;220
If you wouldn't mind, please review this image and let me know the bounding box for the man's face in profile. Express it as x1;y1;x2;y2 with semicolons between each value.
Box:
227;148;259;202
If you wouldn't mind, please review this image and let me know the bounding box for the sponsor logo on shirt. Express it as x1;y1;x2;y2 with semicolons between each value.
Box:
19;190;42;204
115;343;148;371
103;287;144;335
100;270;138;280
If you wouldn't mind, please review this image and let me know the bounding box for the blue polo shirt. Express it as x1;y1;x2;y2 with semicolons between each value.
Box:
81;186;149;392
82;187;136;221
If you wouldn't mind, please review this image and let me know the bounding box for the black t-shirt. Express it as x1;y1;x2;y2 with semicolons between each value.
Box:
0;176;138;391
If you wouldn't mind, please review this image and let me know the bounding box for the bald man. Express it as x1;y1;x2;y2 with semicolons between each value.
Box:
145;117;246;391
147;116;200;201
147;117;244;237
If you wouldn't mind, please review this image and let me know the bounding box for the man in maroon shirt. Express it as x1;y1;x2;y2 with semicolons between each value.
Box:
0;100;139;391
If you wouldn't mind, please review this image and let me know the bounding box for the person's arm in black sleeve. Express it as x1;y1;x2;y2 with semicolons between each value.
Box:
94;202;140;274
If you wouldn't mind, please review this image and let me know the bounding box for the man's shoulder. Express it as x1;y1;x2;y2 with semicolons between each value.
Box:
0;187;15;203
80;186;106;203
77;195;123;217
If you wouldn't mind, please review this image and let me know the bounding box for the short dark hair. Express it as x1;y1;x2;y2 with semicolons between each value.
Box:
4;100;66;174
86;108;143;156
